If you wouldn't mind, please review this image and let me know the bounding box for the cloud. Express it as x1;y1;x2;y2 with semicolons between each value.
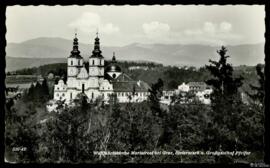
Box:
182;21;241;45
184;29;202;36
220;21;232;32
68;12;119;34
138;21;241;46
102;23;120;34
185;21;233;35
142;21;170;38
203;22;216;34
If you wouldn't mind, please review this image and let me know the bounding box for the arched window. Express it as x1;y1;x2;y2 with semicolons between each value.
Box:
78;60;80;66
92;60;95;65
70;92;72;99
62;93;65;96
92;92;94;99
100;59;102;65
71;60;73;66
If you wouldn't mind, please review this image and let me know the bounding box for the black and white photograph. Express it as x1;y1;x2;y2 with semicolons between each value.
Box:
3;4;268;164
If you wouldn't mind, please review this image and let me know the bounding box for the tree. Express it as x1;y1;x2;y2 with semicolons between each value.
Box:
148;78;164;118
5;100;40;163
168;80;178;90
206;46;243;101
41;79;50;102
247;64;265;106
40;96;93;163
244;64;265;161
26;83;35;100
205;46;244;155
34;82;42;101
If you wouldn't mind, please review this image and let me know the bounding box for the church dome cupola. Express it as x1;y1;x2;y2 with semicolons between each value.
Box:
106;52;122;79
69;33;82;59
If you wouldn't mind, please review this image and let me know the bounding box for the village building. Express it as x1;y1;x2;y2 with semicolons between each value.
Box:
159;82;213;105
177;82;212;104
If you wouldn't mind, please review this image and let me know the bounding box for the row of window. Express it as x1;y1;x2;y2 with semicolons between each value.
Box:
56;93;65;97
70;59;103;66
56;92;95;99
190;86;202;90
70;60;82;66
57;86;112;91
55;92;149;99
56;87;67;90
101;87;111;90
91;59;103;66
116;92;149;97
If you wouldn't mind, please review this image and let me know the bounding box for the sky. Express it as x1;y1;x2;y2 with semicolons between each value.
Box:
6;5;265;46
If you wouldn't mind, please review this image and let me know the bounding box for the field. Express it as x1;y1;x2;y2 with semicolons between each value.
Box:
6;75;38;84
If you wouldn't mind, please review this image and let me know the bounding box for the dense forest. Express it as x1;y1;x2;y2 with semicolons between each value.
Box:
5;46;265;163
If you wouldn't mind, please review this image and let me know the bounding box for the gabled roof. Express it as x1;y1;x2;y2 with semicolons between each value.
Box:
112;81;150;92
77;67;88;79
113;73;133;82
111;73;150;92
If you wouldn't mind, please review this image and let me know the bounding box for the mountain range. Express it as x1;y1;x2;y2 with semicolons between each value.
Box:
6;37;264;72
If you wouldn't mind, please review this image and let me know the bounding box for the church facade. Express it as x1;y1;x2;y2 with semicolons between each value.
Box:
53;33;150;104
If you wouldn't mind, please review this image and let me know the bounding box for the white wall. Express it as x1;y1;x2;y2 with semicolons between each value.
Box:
178;82;190;92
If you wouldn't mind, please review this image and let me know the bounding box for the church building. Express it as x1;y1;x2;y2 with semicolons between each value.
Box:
53;33;150;104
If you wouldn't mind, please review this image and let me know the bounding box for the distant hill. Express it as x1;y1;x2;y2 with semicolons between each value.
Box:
6;57;66;72
6;37;264;71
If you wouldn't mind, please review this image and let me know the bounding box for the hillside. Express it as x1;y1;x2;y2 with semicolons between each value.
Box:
6;37;264;71
6;57;66;72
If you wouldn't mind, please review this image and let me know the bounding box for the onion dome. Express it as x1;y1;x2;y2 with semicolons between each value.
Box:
90;32;104;58
69;33;82;59
105;52;121;72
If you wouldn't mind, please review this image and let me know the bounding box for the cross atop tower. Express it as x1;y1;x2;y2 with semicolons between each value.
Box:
96;28;99;37
112;52;116;62
75;28;78;38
